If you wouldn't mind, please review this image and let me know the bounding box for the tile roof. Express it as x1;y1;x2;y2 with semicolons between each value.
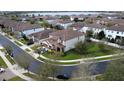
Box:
71;22;84;29
107;25;124;32
49;30;84;41
29;29;53;40
0;19;41;31
84;23;105;29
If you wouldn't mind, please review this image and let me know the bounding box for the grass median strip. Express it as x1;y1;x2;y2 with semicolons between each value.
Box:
9;76;25;81
0;56;7;68
19;38;27;45
14;41;23;46
25;48;31;52
23;73;39;80
0;48;5;52
5;54;15;65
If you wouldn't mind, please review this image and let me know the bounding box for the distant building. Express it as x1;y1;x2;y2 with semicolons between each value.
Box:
0;19;44;38
56;20;73;29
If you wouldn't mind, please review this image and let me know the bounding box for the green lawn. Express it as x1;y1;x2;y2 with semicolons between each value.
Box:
0;56;7;68
23;73;39;80
31;45;41;50
43;50;81;60
14;41;23;46
19;38;28;45
43;42;121;60
5;54;15;65
0;48;6;52
9;76;25;81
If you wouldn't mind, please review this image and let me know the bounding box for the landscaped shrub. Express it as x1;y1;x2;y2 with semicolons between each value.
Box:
75;41;88;54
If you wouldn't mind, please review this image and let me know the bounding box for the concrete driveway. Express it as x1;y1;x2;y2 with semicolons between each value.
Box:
0;68;16;81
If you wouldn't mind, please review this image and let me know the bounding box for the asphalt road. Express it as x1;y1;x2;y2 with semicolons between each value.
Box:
0;34;109;77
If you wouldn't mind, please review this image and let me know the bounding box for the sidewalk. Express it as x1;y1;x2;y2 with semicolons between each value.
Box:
0;51;34;81
3;32;124;65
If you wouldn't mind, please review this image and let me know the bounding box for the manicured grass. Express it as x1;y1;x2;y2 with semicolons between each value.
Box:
25;48;31;52
5;54;15;65
5;34;13;39
43;51;81;60
43;42;121;60
14;41;23;46
96;75;104;81
19;38;27;45
9;76;25;81
0;48;6;52
0;56;7;68
23;73;39;80
38;57;80;65
31;45;41;50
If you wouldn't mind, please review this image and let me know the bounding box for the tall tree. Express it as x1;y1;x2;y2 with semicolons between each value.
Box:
75;41;88;54
4;45;13;56
86;30;93;38
72;64;91;81
37;63;60;80
97;31;105;40
15;53;31;73
102;58;124;81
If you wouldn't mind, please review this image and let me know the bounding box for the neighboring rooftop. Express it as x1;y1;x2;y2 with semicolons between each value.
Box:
107;25;124;32
0;19;41;31
29;29;53;40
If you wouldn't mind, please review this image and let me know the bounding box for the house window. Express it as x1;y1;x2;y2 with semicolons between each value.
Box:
117;32;119;34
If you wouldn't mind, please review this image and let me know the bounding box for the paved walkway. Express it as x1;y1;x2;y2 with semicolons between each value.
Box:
0;51;34;81
3;32;124;65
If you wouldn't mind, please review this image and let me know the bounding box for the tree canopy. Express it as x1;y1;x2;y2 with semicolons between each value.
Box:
102;58;124;81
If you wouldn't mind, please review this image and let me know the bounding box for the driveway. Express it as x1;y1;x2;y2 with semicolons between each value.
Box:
0;68;16;81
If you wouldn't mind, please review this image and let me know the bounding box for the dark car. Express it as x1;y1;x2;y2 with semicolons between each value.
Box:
10;52;14;57
56;74;70;80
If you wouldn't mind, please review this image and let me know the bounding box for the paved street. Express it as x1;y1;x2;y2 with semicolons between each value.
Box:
0;33;110;78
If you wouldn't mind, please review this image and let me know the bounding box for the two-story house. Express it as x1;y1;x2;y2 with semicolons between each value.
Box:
41;30;85;52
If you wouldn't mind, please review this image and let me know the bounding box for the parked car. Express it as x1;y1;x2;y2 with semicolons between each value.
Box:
0;68;5;73
56;74;70;80
10;52;14;57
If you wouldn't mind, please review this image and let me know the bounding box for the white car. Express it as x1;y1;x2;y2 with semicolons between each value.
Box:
0;68;5;73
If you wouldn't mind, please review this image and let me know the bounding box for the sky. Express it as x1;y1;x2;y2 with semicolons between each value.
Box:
0;0;123;11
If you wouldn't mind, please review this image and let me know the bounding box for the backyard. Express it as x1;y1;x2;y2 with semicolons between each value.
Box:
42;42;122;60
